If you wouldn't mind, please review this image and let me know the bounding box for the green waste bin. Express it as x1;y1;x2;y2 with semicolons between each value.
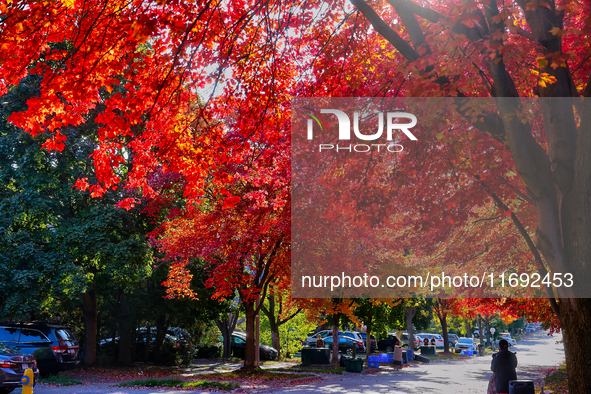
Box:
344;357;363;372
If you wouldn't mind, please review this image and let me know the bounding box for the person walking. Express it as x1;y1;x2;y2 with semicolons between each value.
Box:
491;339;517;394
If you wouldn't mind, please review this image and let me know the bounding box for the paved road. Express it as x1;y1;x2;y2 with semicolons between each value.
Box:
20;330;563;394
265;330;564;394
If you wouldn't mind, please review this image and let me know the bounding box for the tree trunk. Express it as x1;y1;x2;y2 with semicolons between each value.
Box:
404;306;416;350
270;319;280;359
81;273;97;367
478;316;483;346
215;319;232;358
154;314;168;351
242;300;258;370
116;292;133;366
366;320;372;358
262;295;281;358
215;313;238;359
144;325;151;363
260;294;301;360
331;314;340;366
440;314;449;353
485;317;491;348
559;298;591;394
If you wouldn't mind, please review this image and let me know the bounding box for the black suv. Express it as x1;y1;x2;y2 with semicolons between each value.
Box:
0;322;80;376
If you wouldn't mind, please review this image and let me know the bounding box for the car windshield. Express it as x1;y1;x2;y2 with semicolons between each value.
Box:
459;338;473;343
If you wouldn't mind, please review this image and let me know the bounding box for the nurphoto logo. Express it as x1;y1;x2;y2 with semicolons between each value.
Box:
306;109;418;153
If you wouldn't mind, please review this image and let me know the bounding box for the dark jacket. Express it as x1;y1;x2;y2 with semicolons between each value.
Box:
491;350;517;393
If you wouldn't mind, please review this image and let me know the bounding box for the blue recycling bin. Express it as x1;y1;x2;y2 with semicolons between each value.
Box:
406;348;413;361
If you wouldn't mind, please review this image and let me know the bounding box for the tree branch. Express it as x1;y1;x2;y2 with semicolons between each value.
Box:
349;0;420;62
387;0;430;53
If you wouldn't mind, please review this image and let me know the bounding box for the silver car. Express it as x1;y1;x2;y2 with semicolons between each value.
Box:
454;337;475;353
448;334;459;347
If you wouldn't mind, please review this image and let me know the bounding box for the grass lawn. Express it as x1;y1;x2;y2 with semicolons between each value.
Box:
199;369;316;381
268;365;345;374
119;378;239;390
432;352;465;360
39;375;83;386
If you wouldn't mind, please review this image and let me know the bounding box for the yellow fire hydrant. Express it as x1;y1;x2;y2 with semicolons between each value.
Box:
21;367;34;394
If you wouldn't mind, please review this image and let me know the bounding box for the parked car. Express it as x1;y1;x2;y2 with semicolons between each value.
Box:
497;336;517;348
454;337;475;353
343;331;364;343
0;322;79;377
230;332;277;360
306;331;364;351
359;333;376;352
418;333;443;349
377;334;400;352
400;332;420;350
447;334;459;347
99;331;186;364
525;322;542;332
0;342;39;393
304;330;333;344
319;335;364;355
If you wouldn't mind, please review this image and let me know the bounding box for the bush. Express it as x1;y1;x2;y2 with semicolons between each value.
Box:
154;340;194;366
195;343;222;359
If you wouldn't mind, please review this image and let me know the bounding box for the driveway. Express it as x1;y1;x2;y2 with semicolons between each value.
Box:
17;330;563;394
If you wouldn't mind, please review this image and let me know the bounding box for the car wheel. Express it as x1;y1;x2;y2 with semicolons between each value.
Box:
402;344;408;349
385;346;394;353
346;348;353;355
0;388;15;393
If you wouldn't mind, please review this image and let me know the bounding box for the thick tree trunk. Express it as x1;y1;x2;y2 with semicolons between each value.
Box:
559;298;591;394
81;274;97;367
116;292;133;366
464;319;471;338
270;320;280;359
560;101;591;394
242;301;258;370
